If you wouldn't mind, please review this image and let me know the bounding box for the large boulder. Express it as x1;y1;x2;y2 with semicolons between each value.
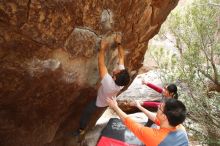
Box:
0;0;179;146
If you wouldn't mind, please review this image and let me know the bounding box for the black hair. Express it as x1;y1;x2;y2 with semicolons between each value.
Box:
114;69;130;86
163;99;187;127
167;84;178;99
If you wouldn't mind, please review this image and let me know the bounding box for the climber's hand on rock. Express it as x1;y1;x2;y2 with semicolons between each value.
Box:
114;33;122;44
100;38;109;51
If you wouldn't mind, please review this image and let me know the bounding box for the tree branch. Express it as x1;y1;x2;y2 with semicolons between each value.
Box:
194;1;220;7
208;0;220;7
198;68;219;85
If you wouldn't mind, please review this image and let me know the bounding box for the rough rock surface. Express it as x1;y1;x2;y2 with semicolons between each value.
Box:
0;0;179;146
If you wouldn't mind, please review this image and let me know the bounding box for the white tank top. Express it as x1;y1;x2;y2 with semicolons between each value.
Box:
96;65;125;107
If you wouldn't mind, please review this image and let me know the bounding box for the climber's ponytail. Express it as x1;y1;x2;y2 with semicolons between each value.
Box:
167;84;178;99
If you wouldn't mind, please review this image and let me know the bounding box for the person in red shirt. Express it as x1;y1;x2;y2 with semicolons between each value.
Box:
130;82;178;109
143;81;178;99
130;81;179;127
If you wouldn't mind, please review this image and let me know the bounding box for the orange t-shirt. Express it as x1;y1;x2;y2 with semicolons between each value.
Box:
124;117;188;146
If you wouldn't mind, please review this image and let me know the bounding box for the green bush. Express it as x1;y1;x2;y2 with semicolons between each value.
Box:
149;0;220;145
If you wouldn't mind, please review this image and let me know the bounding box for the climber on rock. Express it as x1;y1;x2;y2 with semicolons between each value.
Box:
73;33;130;138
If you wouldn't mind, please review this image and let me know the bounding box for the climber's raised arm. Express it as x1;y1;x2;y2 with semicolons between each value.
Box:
115;33;124;66
98;39;109;79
